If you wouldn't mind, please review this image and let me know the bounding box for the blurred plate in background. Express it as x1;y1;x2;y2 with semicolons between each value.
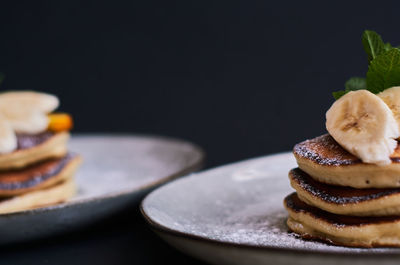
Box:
0;134;204;245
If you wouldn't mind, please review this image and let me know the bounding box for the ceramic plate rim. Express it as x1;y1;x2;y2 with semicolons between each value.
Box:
0;133;205;218
141;152;400;257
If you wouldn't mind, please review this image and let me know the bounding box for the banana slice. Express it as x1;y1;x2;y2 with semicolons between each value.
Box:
326;90;400;165
0;107;49;134
0;91;59;134
0;91;59;113
0;118;17;154
378;86;400;131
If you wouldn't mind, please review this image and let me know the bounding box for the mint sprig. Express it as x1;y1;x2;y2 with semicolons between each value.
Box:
366;48;400;93
362;30;385;63
333;30;400;99
332;77;366;99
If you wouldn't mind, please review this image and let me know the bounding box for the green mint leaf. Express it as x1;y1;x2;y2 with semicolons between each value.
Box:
332;91;346;100
362;30;385;63
333;30;400;100
332;77;366;99
345;77;367;91
384;42;393;51
366;48;400;93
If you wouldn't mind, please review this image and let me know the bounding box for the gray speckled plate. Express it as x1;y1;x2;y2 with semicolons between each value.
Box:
141;153;400;265
0;134;204;245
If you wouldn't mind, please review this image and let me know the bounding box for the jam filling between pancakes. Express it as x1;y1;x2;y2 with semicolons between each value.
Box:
0;153;74;191
16;131;55;150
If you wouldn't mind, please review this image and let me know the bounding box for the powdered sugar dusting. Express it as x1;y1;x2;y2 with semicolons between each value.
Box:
68;134;203;200
143;153;399;254
293;134;362;166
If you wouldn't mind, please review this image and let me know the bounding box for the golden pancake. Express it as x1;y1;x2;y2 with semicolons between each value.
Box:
290;168;400;216
0;154;81;196
0;177;76;214
294;134;400;188
0;131;69;170
285;193;400;247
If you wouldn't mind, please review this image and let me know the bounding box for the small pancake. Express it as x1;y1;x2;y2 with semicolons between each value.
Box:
0;132;69;170
0;177;76;214
0;154;81;196
285;193;400;247
290;168;400;216
294;134;400;188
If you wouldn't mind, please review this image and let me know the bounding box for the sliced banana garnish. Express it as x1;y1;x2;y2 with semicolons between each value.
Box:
378;86;400;132
0;91;59;113
2;108;49;134
0;91;60;154
0;91;58;134
0;118;17;154
326;90;400;165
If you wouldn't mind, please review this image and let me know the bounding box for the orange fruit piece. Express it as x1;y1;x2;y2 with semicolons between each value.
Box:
48;113;73;132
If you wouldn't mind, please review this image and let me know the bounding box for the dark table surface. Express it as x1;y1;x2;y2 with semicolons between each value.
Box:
0;205;207;265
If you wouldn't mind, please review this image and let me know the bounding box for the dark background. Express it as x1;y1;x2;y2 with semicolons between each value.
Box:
0;1;399;264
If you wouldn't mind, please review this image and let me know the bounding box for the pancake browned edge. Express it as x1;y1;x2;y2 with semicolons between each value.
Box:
293;134;400;188
284;193;400;248
0;131;69;170
0;154;82;196
289;168;400;216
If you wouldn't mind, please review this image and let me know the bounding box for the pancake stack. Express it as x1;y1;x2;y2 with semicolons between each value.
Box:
284;134;400;247
0;91;81;214
282;30;400;247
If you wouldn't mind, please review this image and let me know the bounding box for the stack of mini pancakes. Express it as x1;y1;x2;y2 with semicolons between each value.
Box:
284;134;400;247
0;91;81;214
